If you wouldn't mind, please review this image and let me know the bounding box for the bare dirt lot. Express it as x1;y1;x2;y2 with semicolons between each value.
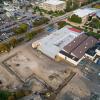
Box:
0;64;21;89
56;72;100;100
4;51;38;81
56;74;90;100
1;41;72;90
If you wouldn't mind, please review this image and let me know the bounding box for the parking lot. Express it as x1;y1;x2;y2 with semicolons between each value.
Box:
0;15;40;42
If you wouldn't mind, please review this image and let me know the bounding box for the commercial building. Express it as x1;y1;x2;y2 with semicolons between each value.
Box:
73;8;98;18
32;26;98;66
32;26;83;58
73;8;99;22
41;0;66;11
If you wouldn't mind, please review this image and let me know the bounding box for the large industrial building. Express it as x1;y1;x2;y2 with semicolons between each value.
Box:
41;0;66;11
32;26;98;66
32;26;83;58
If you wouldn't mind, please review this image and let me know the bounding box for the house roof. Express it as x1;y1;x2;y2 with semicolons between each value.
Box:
72;36;97;58
64;34;88;53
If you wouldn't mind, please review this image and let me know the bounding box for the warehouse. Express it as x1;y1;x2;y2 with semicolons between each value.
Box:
32;26;97;66
32;26;82;59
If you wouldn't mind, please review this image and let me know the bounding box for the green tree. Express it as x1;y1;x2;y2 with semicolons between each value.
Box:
89;18;100;29
48;10;53;14
20;23;28;33
86;31;100;39
69;14;82;23
57;21;68;29
26;32;34;40
0;43;10;53
0;90;11;100
14;23;28;35
9;37;18;48
33;17;49;27
26;31;37;40
26;29;43;40
88;16;92;21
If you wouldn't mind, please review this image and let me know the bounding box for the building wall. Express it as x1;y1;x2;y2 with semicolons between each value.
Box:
85;53;96;61
57;53;84;66
96;49;100;56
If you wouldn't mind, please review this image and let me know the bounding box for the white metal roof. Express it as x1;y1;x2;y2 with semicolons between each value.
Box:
35;26;82;59
44;0;65;5
73;8;99;18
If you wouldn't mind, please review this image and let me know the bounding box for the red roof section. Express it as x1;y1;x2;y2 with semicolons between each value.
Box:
68;28;82;33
